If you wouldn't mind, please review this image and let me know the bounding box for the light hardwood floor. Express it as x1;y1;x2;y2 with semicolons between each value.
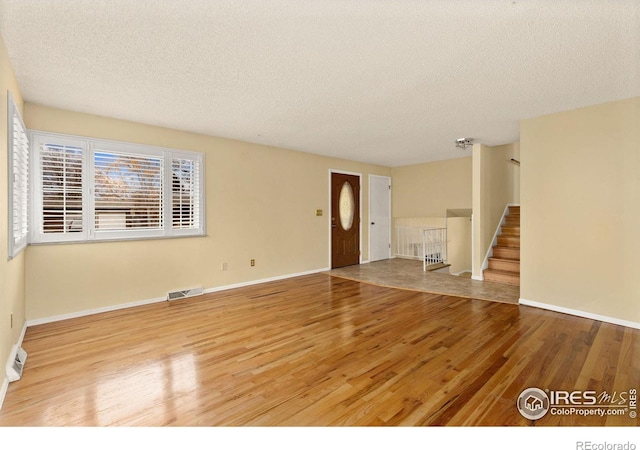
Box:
0;274;638;426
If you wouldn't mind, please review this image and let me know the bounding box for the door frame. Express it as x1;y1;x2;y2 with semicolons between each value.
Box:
368;174;391;262
328;169;363;268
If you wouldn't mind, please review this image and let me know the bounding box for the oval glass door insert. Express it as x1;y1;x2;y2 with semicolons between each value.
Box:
339;181;355;231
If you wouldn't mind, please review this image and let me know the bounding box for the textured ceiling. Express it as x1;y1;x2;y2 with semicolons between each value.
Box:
1;0;639;167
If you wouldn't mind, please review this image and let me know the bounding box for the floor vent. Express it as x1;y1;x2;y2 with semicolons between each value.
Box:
167;287;204;301
6;345;27;382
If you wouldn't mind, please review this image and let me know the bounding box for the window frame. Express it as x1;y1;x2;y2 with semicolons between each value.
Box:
31;133;89;243
7;91;29;259
29;130;206;244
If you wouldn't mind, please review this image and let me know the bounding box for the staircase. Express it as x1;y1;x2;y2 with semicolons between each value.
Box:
483;205;520;286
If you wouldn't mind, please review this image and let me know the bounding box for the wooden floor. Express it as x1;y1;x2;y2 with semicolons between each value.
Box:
0;274;638;426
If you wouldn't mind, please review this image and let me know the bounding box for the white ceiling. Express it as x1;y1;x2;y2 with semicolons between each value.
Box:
1;1;639;167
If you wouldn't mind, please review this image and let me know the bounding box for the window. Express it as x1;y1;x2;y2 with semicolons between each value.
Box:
172;156;201;230
7;92;29;259
93;149;163;234
40;142;84;236
30;131;205;243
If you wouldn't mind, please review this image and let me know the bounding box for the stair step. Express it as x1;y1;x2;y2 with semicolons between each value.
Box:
497;235;520;248
426;262;451;272
488;257;520;273
484;206;521;286
501;226;520;236
492;246;520;260
483;268;520;286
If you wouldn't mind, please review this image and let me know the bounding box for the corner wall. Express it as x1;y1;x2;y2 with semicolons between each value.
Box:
520;97;640;325
24;104;390;321
0;34;26;402
472;143;519;279
391;157;472;272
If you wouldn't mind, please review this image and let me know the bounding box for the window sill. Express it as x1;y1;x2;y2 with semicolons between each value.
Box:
28;232;208;246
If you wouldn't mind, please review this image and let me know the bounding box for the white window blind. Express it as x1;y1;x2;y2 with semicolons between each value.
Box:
172;156;200;230
40;143;84;235
94;151;164;232
30;131;205;243
7;92;29;259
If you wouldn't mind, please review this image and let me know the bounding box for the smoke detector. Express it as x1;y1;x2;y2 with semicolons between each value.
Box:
455;138;473;149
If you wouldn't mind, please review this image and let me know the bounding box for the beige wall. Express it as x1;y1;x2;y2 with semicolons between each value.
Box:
391;157;472;218
521;97;640;324
391;157;472;274
24;104;390;320
472;143;520;277
0;35;26;379
447;216;472;274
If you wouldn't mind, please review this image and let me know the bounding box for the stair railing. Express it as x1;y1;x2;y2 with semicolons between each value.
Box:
422;227;447;271
395;225;424;260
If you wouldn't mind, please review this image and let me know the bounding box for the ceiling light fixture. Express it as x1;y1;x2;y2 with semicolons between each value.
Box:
455;138;473;150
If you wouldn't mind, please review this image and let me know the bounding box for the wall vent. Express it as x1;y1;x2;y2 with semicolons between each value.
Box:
167;287;204;301
6;345;27;382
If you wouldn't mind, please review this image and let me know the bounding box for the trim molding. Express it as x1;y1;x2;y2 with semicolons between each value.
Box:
203;268;330;294
26;295;167;327
26;268;330;327
0;378;6;412
1;322;28;411
519;298;640;330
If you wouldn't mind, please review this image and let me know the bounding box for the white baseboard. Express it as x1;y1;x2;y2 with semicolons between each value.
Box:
519;298;640;330
472;275;484;281
27;267;331;327
0;378;7;412
26;295;167;327
1;322;28;411
203;268;330;294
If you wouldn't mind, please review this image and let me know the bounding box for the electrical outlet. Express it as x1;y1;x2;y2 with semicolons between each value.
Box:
250;259;255;267
221;262;228;271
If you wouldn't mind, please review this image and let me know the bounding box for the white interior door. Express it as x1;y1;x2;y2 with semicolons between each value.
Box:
369;175;391;262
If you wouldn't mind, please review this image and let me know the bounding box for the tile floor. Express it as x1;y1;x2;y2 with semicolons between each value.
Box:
328;258;519;304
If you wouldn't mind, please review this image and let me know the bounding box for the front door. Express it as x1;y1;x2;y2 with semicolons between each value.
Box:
331;172;360;269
